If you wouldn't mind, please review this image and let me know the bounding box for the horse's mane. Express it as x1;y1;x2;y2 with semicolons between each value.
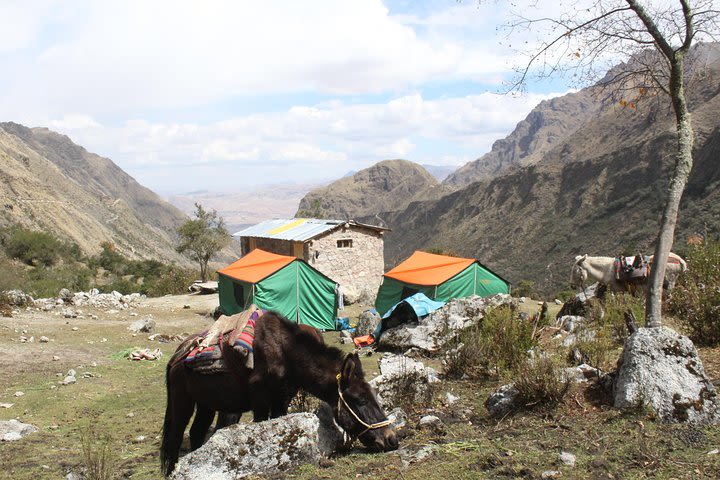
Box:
273;313;347;367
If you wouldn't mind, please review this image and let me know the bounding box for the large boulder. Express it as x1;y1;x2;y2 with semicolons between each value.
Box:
171;412;343;479
129;317;156;333
614;327;720;424
369;354;439;409
379;294;512;353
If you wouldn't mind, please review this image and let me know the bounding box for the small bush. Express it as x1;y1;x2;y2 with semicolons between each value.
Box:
385;367;435;412
25;265;92;298
98;277;139;295
513;280;536;299
514;356;572;409
443;305;535;378
80;427;119;480
667;240;720;345
2;227;80;267
146;267;197;297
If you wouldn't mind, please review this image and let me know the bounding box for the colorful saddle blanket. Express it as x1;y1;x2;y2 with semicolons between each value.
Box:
184;306;266;372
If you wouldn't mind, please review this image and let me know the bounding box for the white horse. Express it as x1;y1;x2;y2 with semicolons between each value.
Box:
570;253;687;292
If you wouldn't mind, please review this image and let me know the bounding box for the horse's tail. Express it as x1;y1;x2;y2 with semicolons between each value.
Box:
160;359;174;476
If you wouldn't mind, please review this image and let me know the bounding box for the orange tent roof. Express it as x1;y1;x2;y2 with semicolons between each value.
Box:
384;251;476;286
217;248;295;284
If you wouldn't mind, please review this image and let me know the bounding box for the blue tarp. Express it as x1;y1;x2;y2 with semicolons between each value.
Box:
381;292;446;319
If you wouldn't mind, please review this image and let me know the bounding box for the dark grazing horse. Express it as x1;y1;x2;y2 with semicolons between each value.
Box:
160;311;398;476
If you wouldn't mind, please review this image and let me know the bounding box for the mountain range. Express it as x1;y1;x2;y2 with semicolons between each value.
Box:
0;122;193;265
297;44;720;293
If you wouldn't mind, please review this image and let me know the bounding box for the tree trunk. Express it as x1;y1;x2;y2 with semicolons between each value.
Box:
645;54;694;327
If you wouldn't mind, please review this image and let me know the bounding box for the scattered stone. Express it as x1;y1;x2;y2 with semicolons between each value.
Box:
0;403;13;409
1;290;34;306
170;412;343;479
558;315;585;333
126;412;135;418
63;308;77;318
387;407;407;429
541;470;562;479
71;327;79;331
39;336;49;343
397;444;435;468
562;329;596;347
445;392;459;405
129;312;139;317
61;375;76;385
52;356;60;361
418;415;445;435
554;299;562;305
68;369;76;377
380;294;513;353
129;317;155;333
133;435;146;443
485;384;520;418
58;288;72;302
562;364;603;383
518;297;526;303
183;304;191;309
14;391;24;397
0;419;38;441
707;449;719;455
559;451;576;467
81;372;94;378
614;327;720;424
66;472;83;480
19;336;27;343
354;310;380;337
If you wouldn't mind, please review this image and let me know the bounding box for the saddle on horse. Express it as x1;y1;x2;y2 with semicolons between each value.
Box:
184;305;265;373
614;254;650;283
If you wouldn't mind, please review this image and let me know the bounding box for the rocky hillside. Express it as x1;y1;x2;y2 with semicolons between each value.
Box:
360;46;720;294
296;159;441;220
443;90;608;188
0;122;192;264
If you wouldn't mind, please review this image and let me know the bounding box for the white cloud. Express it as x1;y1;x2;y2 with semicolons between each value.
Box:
48;91;561;192
0;0;526;120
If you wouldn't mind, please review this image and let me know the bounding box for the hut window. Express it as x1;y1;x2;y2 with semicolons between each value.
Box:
337;239;353;248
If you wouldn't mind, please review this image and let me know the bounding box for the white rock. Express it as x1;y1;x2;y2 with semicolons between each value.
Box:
445;392;459;405
559;451;576;467
614;327;720;424
170;412;343;479
14;391;24;397
39;336;49;343
0;419;38;441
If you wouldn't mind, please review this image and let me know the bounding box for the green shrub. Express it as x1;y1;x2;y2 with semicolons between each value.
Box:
513;280;536;299
2;227;80;267
667;240;720;345
146;267;197;297
443;305;535;378
98;277;139;295
24;265;92;298
514;356;572;409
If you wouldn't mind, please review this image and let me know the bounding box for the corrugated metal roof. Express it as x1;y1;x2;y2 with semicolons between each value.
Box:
232;218;342;241
233;218;389;242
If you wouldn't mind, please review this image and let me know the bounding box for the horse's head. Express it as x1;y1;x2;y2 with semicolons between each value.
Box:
335;353;398;452
570;254;588;287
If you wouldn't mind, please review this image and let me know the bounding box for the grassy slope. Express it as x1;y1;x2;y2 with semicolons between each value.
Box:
0;299;718;479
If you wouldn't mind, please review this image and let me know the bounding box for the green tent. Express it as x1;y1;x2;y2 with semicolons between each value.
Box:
375;250;509;316
217;248;339;330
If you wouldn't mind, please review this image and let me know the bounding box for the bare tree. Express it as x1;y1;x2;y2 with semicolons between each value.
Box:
501;0;718;327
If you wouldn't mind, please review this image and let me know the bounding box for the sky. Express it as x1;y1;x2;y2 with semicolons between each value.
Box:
0;0;576;194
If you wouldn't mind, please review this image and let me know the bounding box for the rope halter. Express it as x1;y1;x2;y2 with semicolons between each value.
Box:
336;373;391;440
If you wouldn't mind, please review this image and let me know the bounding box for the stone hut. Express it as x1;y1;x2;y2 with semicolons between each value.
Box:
233;219;388;303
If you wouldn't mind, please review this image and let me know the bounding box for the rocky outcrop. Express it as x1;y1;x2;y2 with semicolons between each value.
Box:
614;327;720;424
379;294;512;353
171;412;343;479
